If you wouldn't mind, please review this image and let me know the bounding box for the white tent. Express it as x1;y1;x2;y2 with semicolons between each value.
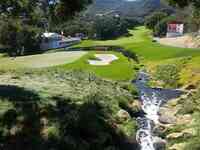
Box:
40;32;81;50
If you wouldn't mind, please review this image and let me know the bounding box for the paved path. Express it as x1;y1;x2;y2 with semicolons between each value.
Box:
157;35;200;48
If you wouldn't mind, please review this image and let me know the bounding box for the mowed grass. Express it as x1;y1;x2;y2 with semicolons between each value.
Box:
60;51;137;81
0;49;137;81
1;26;200;82
0;51;87;70
77;26;200;85
77;26;200;61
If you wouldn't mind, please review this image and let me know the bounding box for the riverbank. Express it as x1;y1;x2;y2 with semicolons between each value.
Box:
0;69;140;150
157;86;200;150
134;70;184;150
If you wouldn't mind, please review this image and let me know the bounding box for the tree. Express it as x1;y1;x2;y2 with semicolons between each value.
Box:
145;11;168;30
167;0;200;32
94;16;133;40
0;19;42;56
167;0;200;8
0;0;92;21
48;0;92;24
53;15;95;38
0;0;39;17
190;8;200;32
0;0;93;56
167;0;191;8
154;16;176;37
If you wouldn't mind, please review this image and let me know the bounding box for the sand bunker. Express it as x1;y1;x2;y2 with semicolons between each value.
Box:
88;54;119;66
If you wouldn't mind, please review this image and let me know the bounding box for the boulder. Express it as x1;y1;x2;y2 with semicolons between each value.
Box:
159;115;176;124
159;107;177;124
154;124;167;134
169;143;186;150
167;132;183;139
159;105;178;125
130;100;141;111
10;125;21;136
153;137;166;150
180;93;189;99
185;84;196;90
176;114;192;125
167;128;194;140
117;109;131;121
159;106;178;117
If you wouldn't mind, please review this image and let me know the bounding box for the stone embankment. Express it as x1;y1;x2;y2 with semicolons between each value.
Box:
158;88;196;150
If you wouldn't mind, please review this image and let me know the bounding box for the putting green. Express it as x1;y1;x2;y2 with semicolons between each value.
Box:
61;51;137;81
0;51;87;70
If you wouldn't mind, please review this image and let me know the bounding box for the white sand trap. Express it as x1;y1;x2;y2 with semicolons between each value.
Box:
88;54;119;66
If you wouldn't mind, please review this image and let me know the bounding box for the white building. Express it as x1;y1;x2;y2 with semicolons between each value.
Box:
166;21;184;38
40;32;81;50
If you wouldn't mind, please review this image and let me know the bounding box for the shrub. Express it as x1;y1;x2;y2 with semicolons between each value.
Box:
45;125;60;140
154;64;180;88
120;83;138;97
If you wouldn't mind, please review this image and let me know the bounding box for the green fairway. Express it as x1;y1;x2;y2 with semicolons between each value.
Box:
77;26;200;61
76;26;200;84
60;51;137;81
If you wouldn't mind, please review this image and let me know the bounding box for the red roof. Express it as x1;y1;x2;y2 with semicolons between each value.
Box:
168;21;183;24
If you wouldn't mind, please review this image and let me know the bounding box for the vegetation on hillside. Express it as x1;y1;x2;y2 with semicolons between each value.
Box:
53;14;139;40
0;69;139;150
153;57;191;88
0;0;200;150
163;87;200;150
93;16;137;40
86;0;172;21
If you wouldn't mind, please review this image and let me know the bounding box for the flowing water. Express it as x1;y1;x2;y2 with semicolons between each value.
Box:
134;70;183;150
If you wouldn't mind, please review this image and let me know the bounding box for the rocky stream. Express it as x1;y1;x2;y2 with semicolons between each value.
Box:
134;70;183;150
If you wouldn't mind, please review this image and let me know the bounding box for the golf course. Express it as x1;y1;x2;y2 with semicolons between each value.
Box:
1;26;200;84
1;0;200;149
76;26;200;85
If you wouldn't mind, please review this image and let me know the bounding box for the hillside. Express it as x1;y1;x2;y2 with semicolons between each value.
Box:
0;69;139;150
86;0;171;19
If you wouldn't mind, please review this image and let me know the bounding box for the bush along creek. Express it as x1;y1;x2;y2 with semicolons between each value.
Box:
134;70;184;150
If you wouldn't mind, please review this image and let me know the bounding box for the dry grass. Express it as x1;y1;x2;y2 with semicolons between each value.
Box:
0;70;132;101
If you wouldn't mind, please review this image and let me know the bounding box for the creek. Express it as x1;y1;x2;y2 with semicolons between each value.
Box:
134;70;183;150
